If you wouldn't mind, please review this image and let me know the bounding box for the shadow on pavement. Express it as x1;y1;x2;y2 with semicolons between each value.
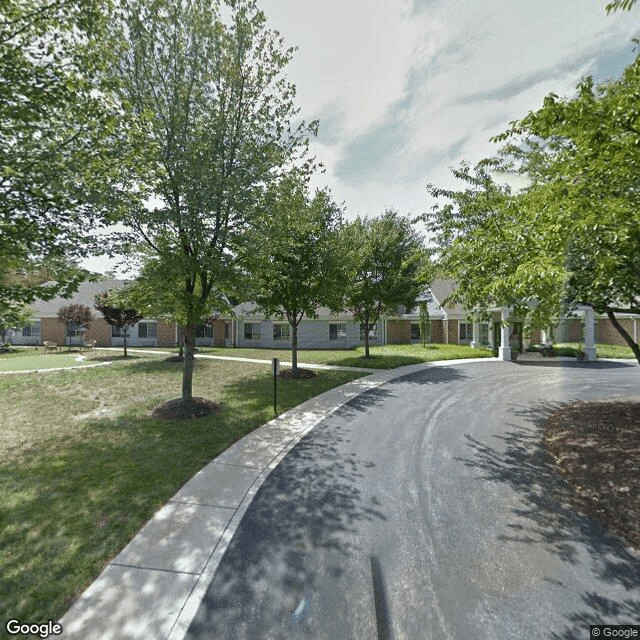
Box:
458;400;640;638
187;418;385;639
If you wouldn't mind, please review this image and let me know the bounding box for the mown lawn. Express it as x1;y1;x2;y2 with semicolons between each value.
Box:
552;342;638;359
0;353;365;633
189;342;495;368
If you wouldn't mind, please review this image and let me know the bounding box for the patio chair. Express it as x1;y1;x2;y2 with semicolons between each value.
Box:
43;341;59;353
83;339;97;351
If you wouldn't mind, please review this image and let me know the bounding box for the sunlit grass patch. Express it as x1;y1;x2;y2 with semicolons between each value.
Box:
1;357;365;628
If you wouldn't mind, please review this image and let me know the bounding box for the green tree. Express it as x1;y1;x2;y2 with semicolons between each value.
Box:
342;211;430;359
426;53;640;363
424;159;565;337
419;301;431;347
605;0;637;12
0;303;32;345
244;173;343;376
109;0;316;408
94;291;143;357
1;0;122;309
496;55;640;362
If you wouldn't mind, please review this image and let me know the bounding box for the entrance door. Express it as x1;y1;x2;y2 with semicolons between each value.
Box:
224;322;232;347
512;322;524;352
493;321;502;353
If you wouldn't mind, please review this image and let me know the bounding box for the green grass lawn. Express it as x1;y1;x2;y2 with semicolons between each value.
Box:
552;342;638;359
0;352;100;371
0;354;365;633
188;342;495;368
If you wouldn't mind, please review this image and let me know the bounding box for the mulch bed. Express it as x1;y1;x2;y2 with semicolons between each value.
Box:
544;400;640;550
151;397;221;421
278;367;317;380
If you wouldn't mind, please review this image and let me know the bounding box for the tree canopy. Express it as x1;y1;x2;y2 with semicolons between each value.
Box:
108;0;317;403
1;0;122;309
243;173;344;375
342;210;430;358
426;50;640;362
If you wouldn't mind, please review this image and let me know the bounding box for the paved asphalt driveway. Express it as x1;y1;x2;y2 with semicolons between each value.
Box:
185;360;640;640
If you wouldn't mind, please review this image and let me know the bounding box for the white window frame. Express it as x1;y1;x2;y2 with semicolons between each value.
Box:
243;322;260;341
329;322;347;341
22;321;41;337
273;322;290;341
196;324;214;338
459;322;473;343
111;325;124;338
138;321;157;339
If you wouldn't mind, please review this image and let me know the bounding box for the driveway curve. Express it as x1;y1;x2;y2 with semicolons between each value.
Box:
185;360;640;640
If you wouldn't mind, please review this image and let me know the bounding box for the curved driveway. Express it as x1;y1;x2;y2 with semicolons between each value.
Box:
186;360;640;640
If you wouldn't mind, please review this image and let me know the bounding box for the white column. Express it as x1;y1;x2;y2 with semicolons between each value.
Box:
584;307;596;361
470;322;479;349
498;308;511;361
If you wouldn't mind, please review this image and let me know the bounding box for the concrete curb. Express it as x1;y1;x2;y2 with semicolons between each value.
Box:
58;357;492;640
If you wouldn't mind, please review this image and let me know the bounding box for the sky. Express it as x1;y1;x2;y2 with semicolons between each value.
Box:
260;0;638;216
84;0;639;274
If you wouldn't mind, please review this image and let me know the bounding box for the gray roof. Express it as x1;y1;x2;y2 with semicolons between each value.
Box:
32;279;126;317
232;302;354;320
428;279;465;317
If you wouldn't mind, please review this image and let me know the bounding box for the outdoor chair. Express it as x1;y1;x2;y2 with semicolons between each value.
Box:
43;341;59;353
83;340;97;351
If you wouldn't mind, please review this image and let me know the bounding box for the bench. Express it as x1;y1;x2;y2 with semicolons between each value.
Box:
43;341;59;353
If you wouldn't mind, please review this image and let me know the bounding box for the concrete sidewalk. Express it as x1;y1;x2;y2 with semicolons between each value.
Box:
58;358;489;640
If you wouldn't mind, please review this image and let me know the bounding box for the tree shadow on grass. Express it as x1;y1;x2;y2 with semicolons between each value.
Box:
457;400;640;638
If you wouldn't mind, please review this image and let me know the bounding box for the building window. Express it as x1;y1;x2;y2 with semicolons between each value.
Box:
244;322;260;341
138;321;157;339
459;322;473;343
22;321;41;337
479;323;489;347
225;323;230;339
360;323;377;340
273;323;290;341
410;322;420;341
111;325;123;338
196;324;213;338
329;322;347;340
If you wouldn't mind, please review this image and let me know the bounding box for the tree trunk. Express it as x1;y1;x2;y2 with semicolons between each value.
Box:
291;321;298;377
182;324;196;402
178;326;184;359
364;314;370;359
606;307;640;364
123;326;128;357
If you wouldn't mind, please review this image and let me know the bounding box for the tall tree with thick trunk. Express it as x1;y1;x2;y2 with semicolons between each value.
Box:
109;0;316;406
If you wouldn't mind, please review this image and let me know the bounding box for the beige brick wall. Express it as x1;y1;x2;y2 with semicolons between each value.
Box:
448;319;458;344
430;320;444;343
157;321;176;347
597;317;636;345
85;318;111;347
387;320;411;344
40;318;66;344
211;320;225;347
